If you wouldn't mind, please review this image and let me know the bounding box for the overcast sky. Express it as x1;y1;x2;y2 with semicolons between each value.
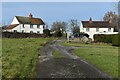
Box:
1;2;118;28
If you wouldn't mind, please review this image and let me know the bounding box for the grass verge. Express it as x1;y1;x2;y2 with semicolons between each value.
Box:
61;41;118;78
2;38;53;78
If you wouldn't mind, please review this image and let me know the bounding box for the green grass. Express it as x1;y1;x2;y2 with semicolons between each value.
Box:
61;41;118;78
52;50;63;58
2;38;54;78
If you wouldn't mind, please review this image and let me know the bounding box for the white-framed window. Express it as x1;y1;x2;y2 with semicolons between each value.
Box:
14;30;17;32
22;30;24;33
37;25;40;28
30;24;33;28
30;31;33;33
23;24;24;28
86;28;90;32
96;28;99;32
108;28;111;32
37;31;40;34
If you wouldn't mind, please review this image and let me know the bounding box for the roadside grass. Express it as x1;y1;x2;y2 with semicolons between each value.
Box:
61;41;118;78
52;50;63;58
2;38;54;78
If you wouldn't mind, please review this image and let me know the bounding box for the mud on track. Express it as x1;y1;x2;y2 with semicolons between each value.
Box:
36;40;111;79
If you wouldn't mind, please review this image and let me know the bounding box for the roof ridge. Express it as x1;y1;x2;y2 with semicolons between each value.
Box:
15;16;41;19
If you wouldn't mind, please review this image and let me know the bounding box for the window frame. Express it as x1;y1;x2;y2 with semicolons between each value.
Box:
30;24;33;28
86;28;90;32
96;28;99;32
22;30;24;33
37;25;40;28
37;31;40;34
108;28;111;32
23;24;25;28
30;31;33;34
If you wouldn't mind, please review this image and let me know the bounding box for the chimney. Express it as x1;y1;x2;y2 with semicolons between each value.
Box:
89;17;92;23
29;13;33;18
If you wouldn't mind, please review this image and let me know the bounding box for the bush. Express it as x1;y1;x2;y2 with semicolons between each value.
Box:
79;32;89;38
43;29;50;37
94;34;112;43
94;33;120;46
53;30;62;37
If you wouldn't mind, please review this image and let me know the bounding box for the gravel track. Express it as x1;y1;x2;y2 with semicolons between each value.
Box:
36;40;112;79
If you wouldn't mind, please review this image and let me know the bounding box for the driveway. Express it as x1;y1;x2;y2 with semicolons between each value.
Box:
36;40;111;79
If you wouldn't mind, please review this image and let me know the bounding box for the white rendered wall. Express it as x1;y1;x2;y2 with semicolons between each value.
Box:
8;24;44;34
11;17;20;24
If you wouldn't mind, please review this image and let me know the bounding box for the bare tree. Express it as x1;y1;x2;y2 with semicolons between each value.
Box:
103;11;118;31
69;19;80;34
51;21;68;33
118;1;120;31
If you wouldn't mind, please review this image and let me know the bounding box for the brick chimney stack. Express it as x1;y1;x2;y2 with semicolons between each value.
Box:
29;13;33;18
89;17;92;23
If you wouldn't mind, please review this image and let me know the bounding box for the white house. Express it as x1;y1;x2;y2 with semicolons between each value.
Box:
80;17;118;40
3;13;45;34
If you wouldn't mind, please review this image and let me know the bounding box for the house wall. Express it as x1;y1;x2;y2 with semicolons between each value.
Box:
5;24;44;34
20;24;44;34
11;17;20;24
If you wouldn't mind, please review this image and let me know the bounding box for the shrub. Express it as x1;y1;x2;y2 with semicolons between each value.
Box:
94;33;120;46
80;32;89;38
43;29;50;37
53;30;62;37
94;34;112;43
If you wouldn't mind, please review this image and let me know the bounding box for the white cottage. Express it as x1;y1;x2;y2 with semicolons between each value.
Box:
80;17;117;40
4;13;45;34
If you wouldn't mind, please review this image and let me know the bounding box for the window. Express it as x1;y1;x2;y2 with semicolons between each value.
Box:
14;30;17;32
30;31;33;33
30;24;33;28
37;31;40;34
96;28;99;32
37;25;40;28
22;30;24;33
86;28;90;32
43;25;45;28
23;24;24;28
108;28;111;32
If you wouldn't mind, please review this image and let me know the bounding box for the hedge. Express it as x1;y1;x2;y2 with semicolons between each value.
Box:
112;33;120;46
94;33;120;46
2;32;44;38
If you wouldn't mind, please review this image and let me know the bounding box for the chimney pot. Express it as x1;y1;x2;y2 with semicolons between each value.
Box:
89;17;92;23
29;13;33;18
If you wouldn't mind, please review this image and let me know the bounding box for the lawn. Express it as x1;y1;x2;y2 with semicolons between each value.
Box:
61;41;118;78
2;38;53;78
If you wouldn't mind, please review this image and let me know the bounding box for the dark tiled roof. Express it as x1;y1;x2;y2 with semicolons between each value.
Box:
15;16;45;25
5;24;19;29
81;21;113;28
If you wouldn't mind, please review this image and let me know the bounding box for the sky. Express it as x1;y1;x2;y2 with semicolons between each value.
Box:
1;2;118;28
